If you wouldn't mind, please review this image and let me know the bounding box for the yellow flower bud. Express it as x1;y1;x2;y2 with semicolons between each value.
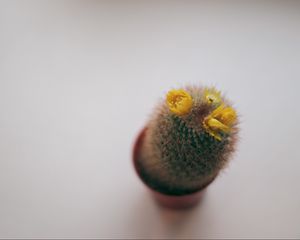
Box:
203;87;222;105
166;89;193;116
203;104;237;140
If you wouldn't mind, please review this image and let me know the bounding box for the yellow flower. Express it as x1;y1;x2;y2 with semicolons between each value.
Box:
203;104;237;141
203;87;222;106
166;89;193;115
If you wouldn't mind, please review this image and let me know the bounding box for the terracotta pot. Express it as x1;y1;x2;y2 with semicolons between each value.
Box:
132;127;210;209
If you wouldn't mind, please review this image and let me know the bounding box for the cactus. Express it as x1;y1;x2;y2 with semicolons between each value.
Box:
137;85;239;195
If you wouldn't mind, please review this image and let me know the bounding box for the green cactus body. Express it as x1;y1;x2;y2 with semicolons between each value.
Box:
137;86;239;195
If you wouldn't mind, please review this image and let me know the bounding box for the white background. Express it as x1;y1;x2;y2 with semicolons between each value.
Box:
0;0;300;238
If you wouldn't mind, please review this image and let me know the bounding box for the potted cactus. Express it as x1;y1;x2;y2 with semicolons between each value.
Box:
133;85;239;209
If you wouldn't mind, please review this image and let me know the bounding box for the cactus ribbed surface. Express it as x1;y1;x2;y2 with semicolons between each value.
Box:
137;85;239;195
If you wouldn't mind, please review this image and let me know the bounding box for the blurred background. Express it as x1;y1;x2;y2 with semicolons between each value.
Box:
0;0;299;238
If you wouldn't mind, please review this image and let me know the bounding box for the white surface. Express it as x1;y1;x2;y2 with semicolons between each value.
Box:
0;0;300;238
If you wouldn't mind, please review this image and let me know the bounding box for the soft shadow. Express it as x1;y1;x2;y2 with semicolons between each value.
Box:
127;190;161;238
128;190;210;239
156;193;209;239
